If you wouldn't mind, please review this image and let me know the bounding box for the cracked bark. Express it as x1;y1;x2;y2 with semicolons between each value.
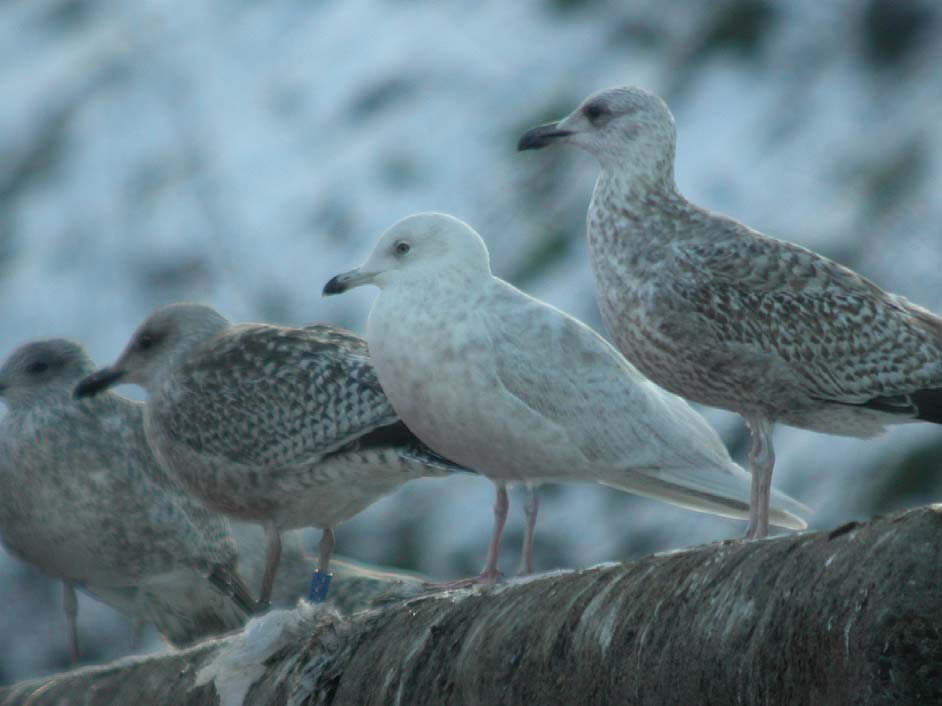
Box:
2;506;940;706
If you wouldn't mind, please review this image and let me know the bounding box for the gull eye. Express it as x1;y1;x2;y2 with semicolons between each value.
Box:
25;360;49;375
395;241;411;256
583;102;608;124
136;334;156;351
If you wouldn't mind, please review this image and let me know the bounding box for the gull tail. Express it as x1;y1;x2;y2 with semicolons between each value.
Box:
398;445;478;476
347;420;477;476
141;569;251;647
87;568;252;648
599;462;809;531
208;564;259;615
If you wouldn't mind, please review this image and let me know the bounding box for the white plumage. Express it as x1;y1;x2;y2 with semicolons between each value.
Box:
324;213;807;583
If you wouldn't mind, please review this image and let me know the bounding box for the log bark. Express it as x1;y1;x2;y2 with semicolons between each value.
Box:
3;506;940;706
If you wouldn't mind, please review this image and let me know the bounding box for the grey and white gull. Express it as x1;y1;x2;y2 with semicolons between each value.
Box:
323;212;808;584
519;85;942;538
0;339;255;660
74;304;471;605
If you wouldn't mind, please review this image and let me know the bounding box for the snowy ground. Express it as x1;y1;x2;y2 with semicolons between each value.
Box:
1;0;940;682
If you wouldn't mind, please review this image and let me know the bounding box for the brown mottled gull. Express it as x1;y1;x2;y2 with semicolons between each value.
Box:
519;86;942;538
0;339;254;661
323;213;807;585
74;304;471;606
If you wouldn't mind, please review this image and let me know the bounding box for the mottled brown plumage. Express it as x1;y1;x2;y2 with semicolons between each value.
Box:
0;339;254;659
75;304;471;606
519;86;942;538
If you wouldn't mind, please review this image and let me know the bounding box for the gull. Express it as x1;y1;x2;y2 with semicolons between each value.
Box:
323;212;808;583
0;339;254;661
74;305;472;606
518;86;942;538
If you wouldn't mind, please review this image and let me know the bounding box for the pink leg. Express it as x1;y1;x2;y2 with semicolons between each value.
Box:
318;528;335;573
744;417;775;540
480;483;509;580
518;484;539;576
425;483;509;590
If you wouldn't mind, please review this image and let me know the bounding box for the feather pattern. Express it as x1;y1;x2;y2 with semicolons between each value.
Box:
0;339;252;646
585;116;942;438
91;305;471;531
161;324;398;467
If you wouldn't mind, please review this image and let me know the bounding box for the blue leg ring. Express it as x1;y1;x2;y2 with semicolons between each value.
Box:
308;570;333;603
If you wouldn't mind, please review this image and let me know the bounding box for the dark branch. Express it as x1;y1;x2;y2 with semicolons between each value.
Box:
3;506;940;706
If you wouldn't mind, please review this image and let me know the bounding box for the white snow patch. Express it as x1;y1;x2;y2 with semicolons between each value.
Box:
583;561;624;572
493;567;575;591
195;603;318;706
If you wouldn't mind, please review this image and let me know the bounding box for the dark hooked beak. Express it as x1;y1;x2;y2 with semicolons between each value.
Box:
74;367;125;399
322;267;376;296
517;122;573;151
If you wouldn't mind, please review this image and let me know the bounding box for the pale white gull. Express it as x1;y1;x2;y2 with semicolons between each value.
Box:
323;213;808;584
74;306;472;606
0;339;255;661
518;86;942;539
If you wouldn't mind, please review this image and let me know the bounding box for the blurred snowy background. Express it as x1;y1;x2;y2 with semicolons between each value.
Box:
1;0;940;683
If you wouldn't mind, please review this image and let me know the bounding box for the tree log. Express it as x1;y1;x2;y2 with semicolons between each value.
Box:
3;506;940;706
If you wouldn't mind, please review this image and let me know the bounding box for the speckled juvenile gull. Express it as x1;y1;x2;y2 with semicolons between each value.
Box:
519;86;942;538
323;213;807;584
0;339;255;660
75;305;471;606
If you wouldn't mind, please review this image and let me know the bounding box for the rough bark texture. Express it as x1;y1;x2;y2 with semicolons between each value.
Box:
3;506;940;706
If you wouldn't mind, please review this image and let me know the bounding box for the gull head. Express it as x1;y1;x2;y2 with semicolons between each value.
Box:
323;212;491;296
74;303;229;399
0;339;94;408
518;86;676;177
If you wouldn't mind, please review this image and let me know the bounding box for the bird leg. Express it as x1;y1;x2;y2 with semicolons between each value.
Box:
518;484;540;576
308;528;335;603
63;581;80;664
258;521;282;610
744;417;775;540
318;528;335;573
424;483;509;591
480;483;509;580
